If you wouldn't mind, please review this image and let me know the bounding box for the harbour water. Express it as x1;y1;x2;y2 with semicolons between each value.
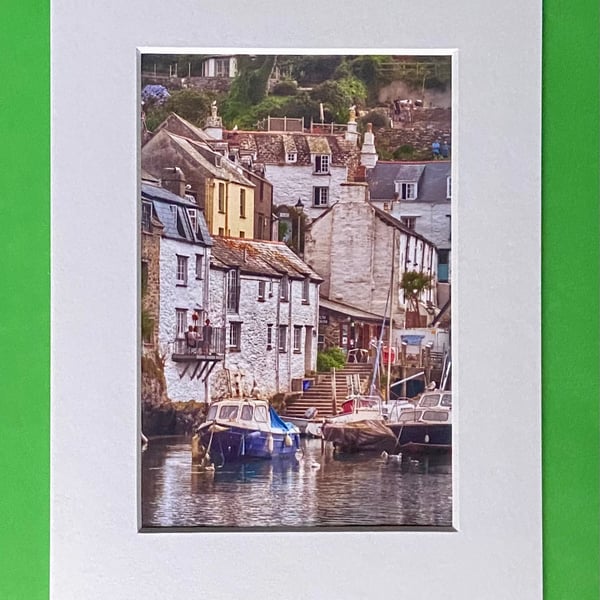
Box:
141;436;452;529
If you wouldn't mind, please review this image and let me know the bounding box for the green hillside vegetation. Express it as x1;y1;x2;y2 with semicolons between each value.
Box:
142;54;451;154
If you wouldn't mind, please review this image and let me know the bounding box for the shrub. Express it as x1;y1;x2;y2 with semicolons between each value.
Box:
317;346;346;372
272;80;298;96
359;109;389;129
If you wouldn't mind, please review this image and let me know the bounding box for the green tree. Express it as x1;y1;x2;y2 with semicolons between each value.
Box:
400;271;433;328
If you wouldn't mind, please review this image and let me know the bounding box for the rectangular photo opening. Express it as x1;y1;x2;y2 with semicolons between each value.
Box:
139;52;453;529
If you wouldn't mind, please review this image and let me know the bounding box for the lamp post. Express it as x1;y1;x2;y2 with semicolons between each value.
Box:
295;198;304;255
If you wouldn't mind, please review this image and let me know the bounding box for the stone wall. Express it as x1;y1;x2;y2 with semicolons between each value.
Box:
159;237;211;402
208;270;319;399
141;226;161;350
264;164;348;222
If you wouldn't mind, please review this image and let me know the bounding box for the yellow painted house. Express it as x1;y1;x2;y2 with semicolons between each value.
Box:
141;128;255;239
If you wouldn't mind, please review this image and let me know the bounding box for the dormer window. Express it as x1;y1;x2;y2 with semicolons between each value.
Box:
395;181;418;200
446;176;452;199
286;152;297;164
315;154;330;174
187;208;197;232
215;155;222;167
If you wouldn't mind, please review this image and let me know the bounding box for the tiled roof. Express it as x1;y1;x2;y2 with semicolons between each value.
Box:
152;112;212;143
367;161;451;203
225;130;358;169
211;237;323;282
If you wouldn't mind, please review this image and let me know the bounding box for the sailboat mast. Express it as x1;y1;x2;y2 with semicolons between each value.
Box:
386;229;397;403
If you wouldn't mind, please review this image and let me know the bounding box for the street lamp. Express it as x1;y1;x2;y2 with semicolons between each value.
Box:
295;198;304;255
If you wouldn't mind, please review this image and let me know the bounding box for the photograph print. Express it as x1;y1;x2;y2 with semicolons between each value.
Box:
140;53;453;529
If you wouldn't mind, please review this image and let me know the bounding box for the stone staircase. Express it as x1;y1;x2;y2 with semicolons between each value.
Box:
282;363;374;420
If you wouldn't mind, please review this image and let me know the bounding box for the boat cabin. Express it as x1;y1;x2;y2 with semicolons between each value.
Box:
417;391;452;409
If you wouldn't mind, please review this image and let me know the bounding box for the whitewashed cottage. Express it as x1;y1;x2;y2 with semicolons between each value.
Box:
207;238;323;400
141;179;220;403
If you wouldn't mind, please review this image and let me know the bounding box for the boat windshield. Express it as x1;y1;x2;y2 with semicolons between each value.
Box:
423;410;449;422
419;393;441;407
206;405;218;420
240;404;253;421
398;410;423;422
441;393;452;407
218;405;239;420
254;405;268;422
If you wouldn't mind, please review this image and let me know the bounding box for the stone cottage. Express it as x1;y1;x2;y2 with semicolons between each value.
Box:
303;181;439;354
207;237;323;400
141;180;219;403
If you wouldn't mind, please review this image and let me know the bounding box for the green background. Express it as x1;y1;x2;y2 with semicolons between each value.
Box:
0;0;597;598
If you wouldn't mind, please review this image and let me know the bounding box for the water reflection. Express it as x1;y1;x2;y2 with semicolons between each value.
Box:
142;436;452;529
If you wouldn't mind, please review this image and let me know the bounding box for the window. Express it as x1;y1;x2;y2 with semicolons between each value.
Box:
215;58;230;77
266;324;273;349
396;181;418;200
401;217;417;230
254;405;268;422
218;183;225;212
141;261;148;296
239;231;245;239
227;269;240;312
293;326;302;353
302;277;310;303
268;280;274;297
176;255;188;285
280;275;289;301
218;405;239;420
141;201;152;232
175;308;187;338
240;405;253;421
187;208;197;232
286;152;297;163
313;186;329;207
240;189;246;218
228;322;241;351
218;227;225;236
446;176;452;199
195;254;203;279
278;325;288;352
315;154;330;174
258;280;266;301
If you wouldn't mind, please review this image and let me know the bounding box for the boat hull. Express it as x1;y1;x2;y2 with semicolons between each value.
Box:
199;424;300;463
387;423;452;453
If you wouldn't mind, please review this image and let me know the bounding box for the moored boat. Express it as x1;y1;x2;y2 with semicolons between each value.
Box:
196;398;301;464
386;392;452;454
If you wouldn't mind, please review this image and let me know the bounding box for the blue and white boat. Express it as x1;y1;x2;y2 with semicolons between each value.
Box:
196;398;301;464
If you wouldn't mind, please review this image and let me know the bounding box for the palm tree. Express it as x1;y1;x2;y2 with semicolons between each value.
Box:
400;271;432;328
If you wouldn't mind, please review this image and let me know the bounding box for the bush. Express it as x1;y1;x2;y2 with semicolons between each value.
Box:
359;109;389;130
272;80;298;96
317;347;346;372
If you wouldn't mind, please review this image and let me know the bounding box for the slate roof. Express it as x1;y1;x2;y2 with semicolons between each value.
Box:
367;161;451;203
211;237;323;282
371;205;438;247
141;182;213;246
158;131;255;187
152;112;213;143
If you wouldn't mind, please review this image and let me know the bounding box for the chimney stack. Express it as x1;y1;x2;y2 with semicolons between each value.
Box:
360;122;378;169
161;167;186;198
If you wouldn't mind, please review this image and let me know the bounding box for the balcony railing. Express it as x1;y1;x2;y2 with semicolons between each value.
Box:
172;326;226;360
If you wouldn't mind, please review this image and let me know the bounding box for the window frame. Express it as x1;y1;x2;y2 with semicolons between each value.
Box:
175;308;188;339
266;324;273;349
302;277;310;303
278;324;288;352
313;186;329;207
141;201;152;232
218;182;225;213
226;269;240;313
240;188;246;218
280;274;289;302
258;280;266;302
195;254;203;280
228;321;241;351
314;154;330;174
396;181;418;200
293;326;302;353
176;255;188;286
